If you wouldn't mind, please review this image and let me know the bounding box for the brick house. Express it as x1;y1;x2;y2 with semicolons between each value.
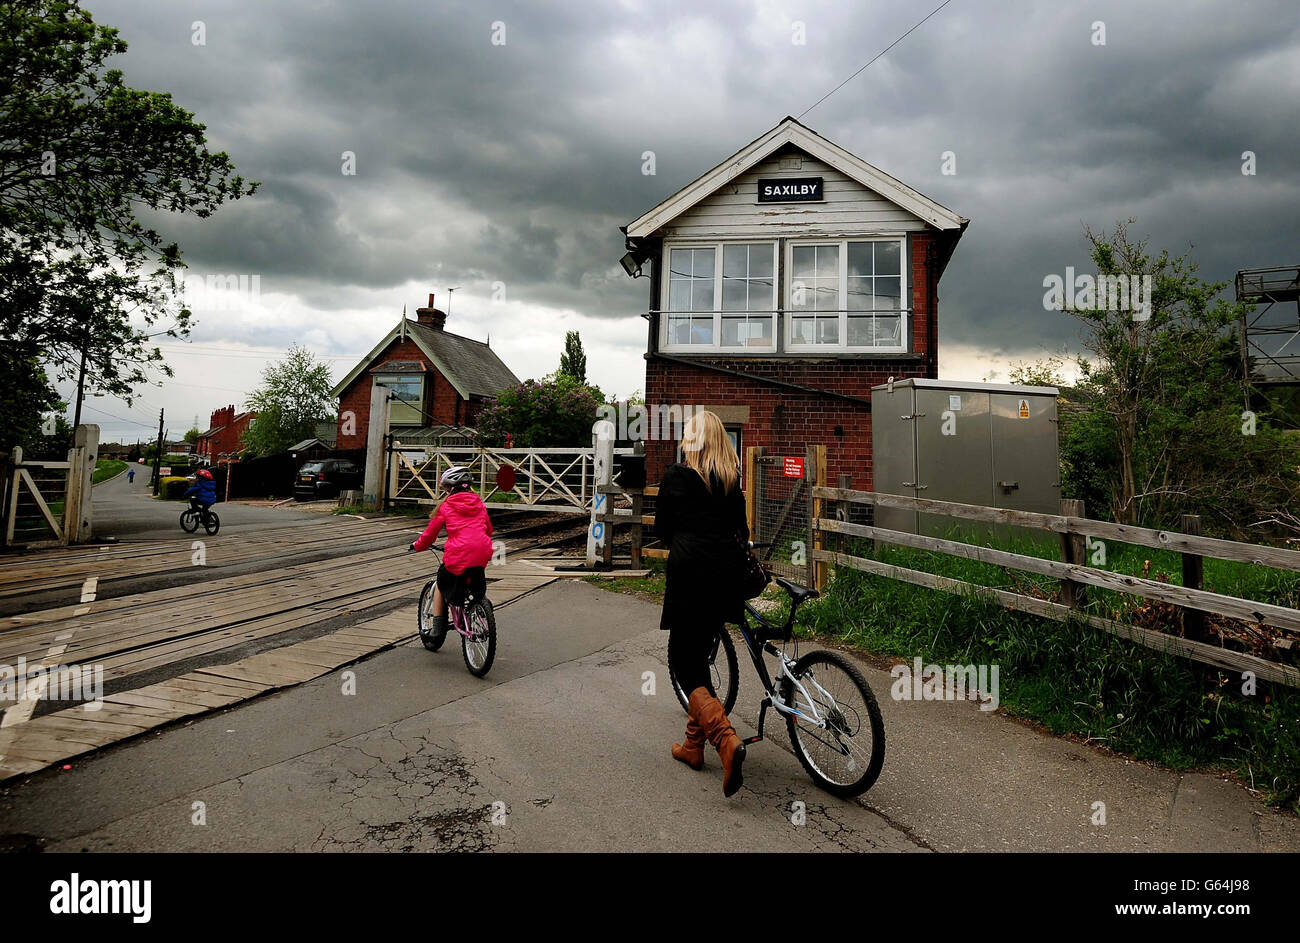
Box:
195;405;257;466
331;295;520;450
620;116;968;488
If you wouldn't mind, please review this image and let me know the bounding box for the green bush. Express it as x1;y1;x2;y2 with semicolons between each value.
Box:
160;476;190;499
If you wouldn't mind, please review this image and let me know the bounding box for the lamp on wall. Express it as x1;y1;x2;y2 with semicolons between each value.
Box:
620;251;644;278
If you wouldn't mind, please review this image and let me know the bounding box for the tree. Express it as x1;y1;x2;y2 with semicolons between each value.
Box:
183;427;200;445
1058;220;1300;537
0;342;61;450
475;373;605;447
558;330;587;383
1;1;257;431
242;346;335;456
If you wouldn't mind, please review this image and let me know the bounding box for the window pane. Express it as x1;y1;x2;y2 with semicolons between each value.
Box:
791;316;815;343
669;316;692;345
846;276;872;311
847;242;873;278
749;316;773;343
722;276;747;311
875;240;901;276
692;248;715;278
669;249;694;279
690;317;713;344
874;276;901;309
749;275;774;310
848;315;874;346
817;316;839;344
749;244;774;279
692;278;714;312
721;316;743;346
815;245;840;277
815;280;839;311
792;245;815;277
723;244;748;279
669;279;691;311
875;315;902;345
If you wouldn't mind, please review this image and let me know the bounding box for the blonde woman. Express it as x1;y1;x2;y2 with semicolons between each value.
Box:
654;410;749;797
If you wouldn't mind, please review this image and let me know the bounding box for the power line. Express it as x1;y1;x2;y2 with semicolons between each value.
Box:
798;0;956;119
80;402;158;429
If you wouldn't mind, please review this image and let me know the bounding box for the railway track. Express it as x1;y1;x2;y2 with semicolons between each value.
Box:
0;511;591;697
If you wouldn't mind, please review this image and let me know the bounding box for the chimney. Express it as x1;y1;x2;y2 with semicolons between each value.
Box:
415;293;446;331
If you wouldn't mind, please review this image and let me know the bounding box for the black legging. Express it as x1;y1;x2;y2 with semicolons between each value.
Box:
668;624;722;698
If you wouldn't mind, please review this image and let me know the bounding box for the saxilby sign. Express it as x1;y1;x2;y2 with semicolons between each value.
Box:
757;177;823;203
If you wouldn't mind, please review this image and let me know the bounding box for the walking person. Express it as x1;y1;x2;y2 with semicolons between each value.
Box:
655;410;749;797
127;467;135;484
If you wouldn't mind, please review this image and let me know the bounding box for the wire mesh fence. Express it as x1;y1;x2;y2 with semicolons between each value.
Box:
752;452;813;584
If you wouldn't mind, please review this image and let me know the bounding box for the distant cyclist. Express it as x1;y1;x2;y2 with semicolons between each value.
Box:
409;467;494;643
184;468;216;514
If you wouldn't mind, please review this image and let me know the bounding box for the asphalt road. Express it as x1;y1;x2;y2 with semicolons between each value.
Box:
92;468;326;542
2;581;1295;853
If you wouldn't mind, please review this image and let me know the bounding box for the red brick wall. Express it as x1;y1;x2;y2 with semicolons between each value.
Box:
335;337;475;449
197;405;255;463
643;231;939;489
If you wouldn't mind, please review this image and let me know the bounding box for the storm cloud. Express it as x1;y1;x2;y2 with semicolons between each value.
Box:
67;0;1300;438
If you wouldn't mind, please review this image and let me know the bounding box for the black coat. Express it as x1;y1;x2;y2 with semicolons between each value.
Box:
655;463;749;631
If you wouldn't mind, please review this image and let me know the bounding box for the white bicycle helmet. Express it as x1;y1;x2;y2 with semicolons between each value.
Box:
440;466;474;492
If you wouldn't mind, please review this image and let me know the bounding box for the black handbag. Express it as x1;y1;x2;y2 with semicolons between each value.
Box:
739;537;771;600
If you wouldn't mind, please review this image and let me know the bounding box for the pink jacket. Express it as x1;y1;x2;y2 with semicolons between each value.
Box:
413;491;494;573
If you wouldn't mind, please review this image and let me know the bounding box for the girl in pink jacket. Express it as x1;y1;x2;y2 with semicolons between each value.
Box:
410;467;494;640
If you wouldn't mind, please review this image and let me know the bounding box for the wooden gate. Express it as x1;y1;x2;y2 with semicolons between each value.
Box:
1;426;98;549
748;445;826;585
386;443;635;513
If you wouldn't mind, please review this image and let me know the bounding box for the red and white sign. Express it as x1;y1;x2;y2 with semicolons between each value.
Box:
160;467;171;476
782;456;804;478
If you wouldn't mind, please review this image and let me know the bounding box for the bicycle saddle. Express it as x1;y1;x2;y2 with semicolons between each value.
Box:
775;576;820;603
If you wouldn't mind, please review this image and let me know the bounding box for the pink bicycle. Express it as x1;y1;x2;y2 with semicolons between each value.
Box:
416;547;497;677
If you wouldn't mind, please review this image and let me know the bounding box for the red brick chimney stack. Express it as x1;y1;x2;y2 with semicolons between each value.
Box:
415;293;446;331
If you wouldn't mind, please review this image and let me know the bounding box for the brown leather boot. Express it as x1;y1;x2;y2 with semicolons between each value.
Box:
692;688;746;797
671;691;706;770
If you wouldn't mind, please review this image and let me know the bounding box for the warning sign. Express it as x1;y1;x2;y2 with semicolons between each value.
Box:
1017;399;1031;419
783;456;805;478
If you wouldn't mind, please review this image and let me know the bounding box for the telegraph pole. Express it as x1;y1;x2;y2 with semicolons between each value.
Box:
152;408;165;496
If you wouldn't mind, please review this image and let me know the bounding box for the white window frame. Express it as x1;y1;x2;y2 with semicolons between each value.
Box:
785;236;909;353
660;240;779;353
374;374;425;426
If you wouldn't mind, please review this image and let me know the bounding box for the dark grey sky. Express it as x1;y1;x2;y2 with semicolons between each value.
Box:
70;0;1300;439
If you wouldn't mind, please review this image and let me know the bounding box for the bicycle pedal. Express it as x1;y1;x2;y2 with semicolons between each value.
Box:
742;735;763;745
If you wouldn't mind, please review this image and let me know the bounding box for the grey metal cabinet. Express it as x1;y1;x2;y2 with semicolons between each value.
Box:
871;379;1060;537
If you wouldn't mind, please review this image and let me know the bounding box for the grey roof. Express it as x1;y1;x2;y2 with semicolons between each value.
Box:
288;437;330;453
313;422;338;447
406;320;521;398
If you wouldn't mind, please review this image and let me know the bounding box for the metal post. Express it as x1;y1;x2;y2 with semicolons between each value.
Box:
152;409;164;496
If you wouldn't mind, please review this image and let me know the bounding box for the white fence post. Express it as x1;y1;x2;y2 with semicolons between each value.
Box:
587;420;615;566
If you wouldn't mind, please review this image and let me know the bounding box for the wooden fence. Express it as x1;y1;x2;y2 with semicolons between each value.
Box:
811;488;1300;687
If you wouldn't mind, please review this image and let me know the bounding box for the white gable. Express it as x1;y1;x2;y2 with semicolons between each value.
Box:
625;117;965;239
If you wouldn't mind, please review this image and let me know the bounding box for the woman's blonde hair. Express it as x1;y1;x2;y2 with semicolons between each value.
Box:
681;409;739;493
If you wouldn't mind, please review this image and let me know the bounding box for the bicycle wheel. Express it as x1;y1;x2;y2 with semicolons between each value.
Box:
781;650;885;797
180;509;199;533
416;580;447;651
669;629;738;715
203;511;220;536
461;598;496;677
